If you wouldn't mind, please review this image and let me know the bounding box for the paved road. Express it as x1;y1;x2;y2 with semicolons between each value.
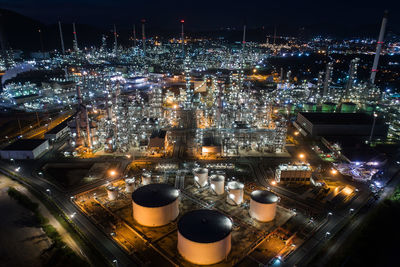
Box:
0;161;139;267
283;160;400;267
308;164;400;267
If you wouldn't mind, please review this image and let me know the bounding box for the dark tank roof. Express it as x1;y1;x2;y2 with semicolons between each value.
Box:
250;190;278;204
178;209;232;243
132;183;179;207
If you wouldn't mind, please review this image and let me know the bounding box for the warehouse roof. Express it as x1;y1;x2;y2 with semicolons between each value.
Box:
1;139;47;151
178;209;232;243
323;136;383;162
298;112;382;125
46;121;69;135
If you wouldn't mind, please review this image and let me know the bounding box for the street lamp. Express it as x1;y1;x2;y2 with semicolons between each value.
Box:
331;169;337;175
325;232;331;238
113;259;119;267
10;158;16;168
369;113;378;143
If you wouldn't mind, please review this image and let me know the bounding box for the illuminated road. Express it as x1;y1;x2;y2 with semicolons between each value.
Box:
283;161;400;267
0;161;139;267
24;111;73;139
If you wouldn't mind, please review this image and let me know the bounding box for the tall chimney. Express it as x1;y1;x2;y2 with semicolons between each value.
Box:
180;19;185;57
58;21;65;55
113;24;118;54
133;24;137;47
242;24;246;49
141;19;146;56
370;11;388;85
72;22;79;52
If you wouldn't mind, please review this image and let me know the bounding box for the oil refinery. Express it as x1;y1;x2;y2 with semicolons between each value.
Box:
1;6;400;267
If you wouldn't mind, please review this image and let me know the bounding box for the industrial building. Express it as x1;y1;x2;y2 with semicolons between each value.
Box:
275;164;312;184
44;121;69;140
295;112;388;137
0;139;49;159
321;136;386;165
148;129;167;152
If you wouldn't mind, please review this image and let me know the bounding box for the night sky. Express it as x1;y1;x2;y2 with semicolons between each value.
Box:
0;0;398;30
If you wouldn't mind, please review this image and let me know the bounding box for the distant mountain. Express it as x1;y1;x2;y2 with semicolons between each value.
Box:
0;8;107;52
0;8;398;52
0;8;45;51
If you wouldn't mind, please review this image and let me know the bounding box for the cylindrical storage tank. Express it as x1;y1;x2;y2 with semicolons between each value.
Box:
193;168;208;187
249;190;278;222
106;186;118;200
210;175;225;195
322;102;337;113
340;102;357;113
141;172;152;185
177;210;232;265
125;178;135;193
226;181;244;205
132;183;179;227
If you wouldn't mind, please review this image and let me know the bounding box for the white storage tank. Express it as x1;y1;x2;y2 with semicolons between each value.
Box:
249;190;278;222
226;181;244;205
106;185;118;200
141;171;152;185
193;168;208;187
125;178;135;193
178;209;232;265
132;183;179;227
210;175;225;195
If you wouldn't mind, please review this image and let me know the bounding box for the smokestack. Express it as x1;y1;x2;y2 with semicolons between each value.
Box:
58;21;65;55
370;10;388;85
273;25;277;53
180;19;185;57
73;22;79;52
0;12;10;69
242;24;246;49
133;24;137;47
141;19;146;55
113;24;118;54
38;28;44;52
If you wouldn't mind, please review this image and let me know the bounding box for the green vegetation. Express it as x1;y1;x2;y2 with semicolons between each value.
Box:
7;187;39;212
390;186;400;201
7;187;90;267
311;185;400;267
